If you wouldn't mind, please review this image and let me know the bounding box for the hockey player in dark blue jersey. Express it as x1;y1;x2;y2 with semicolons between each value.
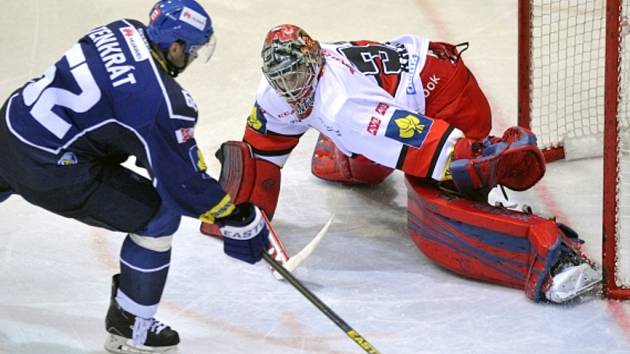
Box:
0;1;269;353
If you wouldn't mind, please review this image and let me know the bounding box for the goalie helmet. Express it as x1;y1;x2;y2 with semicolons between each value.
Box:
147;0;216;62
261;24;323;118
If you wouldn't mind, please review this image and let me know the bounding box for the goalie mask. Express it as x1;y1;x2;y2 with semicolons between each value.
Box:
261;24;323;119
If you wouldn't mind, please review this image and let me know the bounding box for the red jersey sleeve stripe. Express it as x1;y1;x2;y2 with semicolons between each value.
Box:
243;126;302;154
397;124;454;177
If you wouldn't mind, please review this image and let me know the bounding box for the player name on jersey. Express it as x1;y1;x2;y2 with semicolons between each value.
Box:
87;26;137;87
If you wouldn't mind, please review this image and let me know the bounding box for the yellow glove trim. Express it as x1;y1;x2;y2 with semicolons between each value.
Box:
199;194;235;223
440;146;455;182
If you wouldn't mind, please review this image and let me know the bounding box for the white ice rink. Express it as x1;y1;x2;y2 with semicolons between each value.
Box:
1;1;630;353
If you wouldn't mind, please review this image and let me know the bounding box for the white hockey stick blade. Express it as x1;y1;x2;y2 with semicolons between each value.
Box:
286;215;334;272
273;215;334;280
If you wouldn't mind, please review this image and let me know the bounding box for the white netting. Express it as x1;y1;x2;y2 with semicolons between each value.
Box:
528;1;630;294
529;0;606;153
615;0;630;288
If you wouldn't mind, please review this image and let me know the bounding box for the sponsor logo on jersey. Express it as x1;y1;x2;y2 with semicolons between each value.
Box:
120;26;149;62
405;54;420;95
180;6;207;31
367;117;381;136
57;151;78;166
175;127;195;143
375;102;389;115
247;104;267;133
277;110;294;119
423;74;441;98
385;109;433;147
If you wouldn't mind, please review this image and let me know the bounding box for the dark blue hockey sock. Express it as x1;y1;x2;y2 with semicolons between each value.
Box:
116;234;171;319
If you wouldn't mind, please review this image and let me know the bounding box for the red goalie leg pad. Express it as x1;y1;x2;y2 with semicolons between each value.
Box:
311;133;393;184
405;177;586;301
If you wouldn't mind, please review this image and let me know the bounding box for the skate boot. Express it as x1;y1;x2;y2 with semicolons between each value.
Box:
544;251;602;303
104;274;180;354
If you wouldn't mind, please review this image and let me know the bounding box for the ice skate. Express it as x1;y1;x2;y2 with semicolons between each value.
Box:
104;275;179;354
545;254;602;303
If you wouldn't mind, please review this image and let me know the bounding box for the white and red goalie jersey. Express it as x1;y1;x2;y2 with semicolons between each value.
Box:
203;33;598;304
245;35;470;182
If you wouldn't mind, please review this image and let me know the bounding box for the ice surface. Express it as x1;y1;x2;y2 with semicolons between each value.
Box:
1;1;629;353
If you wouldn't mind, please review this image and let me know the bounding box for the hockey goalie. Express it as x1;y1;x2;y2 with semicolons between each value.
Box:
201;24;601;303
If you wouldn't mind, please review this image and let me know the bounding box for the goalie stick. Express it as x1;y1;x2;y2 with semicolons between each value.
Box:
263;251;381;354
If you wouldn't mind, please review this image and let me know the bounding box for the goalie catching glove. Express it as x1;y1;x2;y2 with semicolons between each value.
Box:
446;126;546;200
215;202;270;264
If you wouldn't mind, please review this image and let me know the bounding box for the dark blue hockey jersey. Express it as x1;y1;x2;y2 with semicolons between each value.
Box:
5;19;232;221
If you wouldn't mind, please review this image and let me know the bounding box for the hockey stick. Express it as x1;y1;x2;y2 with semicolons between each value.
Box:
284;215;333;272
262;251;381;354
261;212;333;280
202;213;330;278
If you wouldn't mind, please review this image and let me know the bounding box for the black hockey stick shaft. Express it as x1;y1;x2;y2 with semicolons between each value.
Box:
262;252;381;354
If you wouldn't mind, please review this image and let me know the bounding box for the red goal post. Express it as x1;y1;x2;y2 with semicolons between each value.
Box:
518;0;630;299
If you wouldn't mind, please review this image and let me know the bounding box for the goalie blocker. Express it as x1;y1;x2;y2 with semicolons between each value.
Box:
406;177;601;303
200;141;281;234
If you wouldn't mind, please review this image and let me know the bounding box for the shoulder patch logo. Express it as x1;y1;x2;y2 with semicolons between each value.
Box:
247;104;267;133
385;110;433;147
395;115;424;138
120;26;149;62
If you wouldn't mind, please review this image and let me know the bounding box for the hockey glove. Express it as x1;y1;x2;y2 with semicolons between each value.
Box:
448;126;545;200
215;203;270;264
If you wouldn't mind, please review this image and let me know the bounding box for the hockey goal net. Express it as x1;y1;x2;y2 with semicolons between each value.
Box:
518;0;630;299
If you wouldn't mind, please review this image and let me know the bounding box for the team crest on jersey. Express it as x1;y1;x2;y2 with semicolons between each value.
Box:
57;151;78;166
385;110;433;147
247;104;267;133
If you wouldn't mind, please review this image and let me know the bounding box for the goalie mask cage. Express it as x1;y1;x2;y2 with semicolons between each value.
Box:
518;0;630;299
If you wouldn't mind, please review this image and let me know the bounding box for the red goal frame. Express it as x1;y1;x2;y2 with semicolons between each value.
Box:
518;0;627;299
